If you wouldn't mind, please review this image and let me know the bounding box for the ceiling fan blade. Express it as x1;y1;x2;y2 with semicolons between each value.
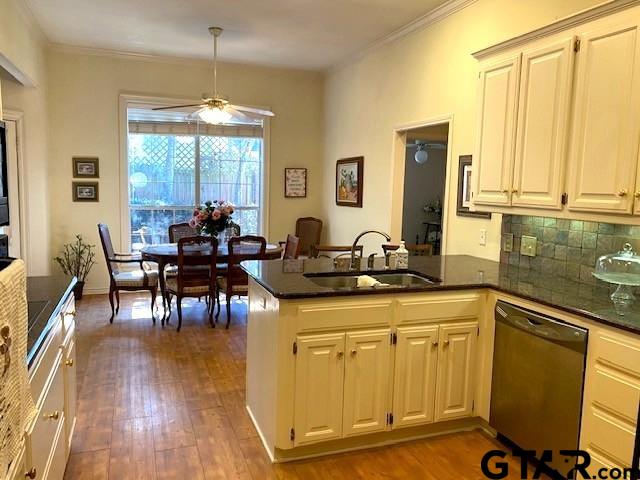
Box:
230;104;275;117
152;104;204;111
225;106;260;123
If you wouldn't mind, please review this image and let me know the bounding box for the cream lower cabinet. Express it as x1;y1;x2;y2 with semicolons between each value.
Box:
392;322;478;429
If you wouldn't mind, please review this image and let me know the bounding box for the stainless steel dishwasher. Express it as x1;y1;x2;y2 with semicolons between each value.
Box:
490;300;588;477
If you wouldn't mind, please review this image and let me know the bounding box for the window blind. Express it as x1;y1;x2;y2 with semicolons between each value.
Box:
128;121;263;138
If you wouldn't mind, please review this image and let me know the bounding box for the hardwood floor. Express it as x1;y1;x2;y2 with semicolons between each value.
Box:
65;293;542;479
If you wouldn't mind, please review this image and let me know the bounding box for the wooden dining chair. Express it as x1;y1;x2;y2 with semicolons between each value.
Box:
283;234;300;259
382;243;433;256
310;244;363;258
295;217;323;257
168;222;198;243
98;223;159;324
165;236;218;332
217;235;267;328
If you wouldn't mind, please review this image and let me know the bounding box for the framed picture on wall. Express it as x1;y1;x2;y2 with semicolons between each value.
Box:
457;155;491;218
284;168;307;198
336;156;363;208
72;182;99;202
73;157;99;178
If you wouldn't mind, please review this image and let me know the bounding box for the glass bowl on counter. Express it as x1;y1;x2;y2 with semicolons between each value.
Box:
593;243;640;315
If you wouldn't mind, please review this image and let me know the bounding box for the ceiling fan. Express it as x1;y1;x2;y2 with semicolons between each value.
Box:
406;141;446;164
152;27;275;124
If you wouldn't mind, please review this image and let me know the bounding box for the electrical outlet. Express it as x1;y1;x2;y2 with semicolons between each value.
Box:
479;229;487;246
503;233;514;252
521;235;537;257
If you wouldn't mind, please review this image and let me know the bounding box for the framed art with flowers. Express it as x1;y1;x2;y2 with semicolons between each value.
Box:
336;156;363;208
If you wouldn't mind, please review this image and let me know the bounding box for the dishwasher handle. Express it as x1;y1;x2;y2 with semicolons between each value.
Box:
495;301;587;347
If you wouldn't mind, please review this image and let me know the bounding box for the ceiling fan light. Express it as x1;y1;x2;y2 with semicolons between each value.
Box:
198;106;232;124
415;148;428;164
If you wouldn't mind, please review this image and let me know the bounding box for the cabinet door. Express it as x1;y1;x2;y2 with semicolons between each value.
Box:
434;322;478;422
512;37;575;209
343;330;391;437
63;338;77;458
293;333;345;446
473;54;521;206
567;17;640;213
392;326;439;428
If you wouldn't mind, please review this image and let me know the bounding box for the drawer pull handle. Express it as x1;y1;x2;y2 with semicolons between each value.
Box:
25;467;36;479
635;192;640;199
337;351;344;359
44;411;60;420
617;189;628;197
65;359;74;367
512;189;518;194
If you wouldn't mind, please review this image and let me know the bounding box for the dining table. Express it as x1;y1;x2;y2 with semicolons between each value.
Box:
140;242;282;315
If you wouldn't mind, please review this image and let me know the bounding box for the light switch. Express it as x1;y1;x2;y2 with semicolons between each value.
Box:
503;233;514;252
521;235;537;257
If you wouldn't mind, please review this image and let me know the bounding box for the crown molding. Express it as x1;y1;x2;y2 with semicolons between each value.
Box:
472;0;640;59
327;0;478;73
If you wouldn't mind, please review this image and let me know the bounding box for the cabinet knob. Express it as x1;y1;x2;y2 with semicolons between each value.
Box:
337;351;344;359
635;192;640;199
350;349;357;356
43;411;60;421
432;341;439;347
443;340;450;347
502;189;509;194
512;189;518;194
25;467;36;479
617;189;628;197
65;358;74;367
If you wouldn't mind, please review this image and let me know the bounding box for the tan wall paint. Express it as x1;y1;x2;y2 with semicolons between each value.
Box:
321;0;603;259
0;0;51;276
47;49;324;292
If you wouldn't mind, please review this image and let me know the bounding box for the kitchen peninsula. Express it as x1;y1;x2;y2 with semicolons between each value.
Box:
243;255;640;476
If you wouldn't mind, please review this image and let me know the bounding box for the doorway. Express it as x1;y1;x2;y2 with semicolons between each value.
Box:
399;123;449;254
0;111;24;259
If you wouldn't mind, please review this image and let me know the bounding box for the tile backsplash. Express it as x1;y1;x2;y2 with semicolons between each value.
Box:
501;215;640;283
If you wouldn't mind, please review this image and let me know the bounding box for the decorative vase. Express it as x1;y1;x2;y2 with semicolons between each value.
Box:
73;280;85;300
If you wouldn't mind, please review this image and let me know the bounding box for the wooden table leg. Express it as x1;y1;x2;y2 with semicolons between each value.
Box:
157;259;168;325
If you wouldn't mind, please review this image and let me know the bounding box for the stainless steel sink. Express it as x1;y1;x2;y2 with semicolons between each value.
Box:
305;272;434;289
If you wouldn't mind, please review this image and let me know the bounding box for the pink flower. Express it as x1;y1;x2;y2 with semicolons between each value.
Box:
193;209;199;216
188;218;198;228
212;209;221;220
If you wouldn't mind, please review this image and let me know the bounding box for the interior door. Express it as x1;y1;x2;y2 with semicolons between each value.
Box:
473;54;521;206
512;37;575;209
392;325;439;428
434;322;478;422
343;329;391;437
567;16;640;213
293;333;345;446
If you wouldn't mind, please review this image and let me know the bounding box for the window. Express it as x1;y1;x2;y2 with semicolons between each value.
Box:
127;119;264;250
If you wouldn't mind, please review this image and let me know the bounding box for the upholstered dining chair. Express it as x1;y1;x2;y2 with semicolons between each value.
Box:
165;236;218;332
97;223;159;324
216;235;267;328
295;217;322;257
283;234;300;259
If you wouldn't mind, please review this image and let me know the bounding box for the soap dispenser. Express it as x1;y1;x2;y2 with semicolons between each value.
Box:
396;241;409;269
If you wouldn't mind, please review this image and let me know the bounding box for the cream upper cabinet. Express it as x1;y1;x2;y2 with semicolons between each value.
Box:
392;326;439;428
434;322;478;422
567;15;640;213
343;330;391;437
293;333;345;446
512;37;575;209
473;54;521;206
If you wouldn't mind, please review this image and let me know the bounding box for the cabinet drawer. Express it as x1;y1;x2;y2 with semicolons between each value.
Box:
397;293;480;324
61;295;76;341
29;322;62;406
296;300;393;332
593;333;640;377
583;406;635;466
27;356;65;480
591;366;640;424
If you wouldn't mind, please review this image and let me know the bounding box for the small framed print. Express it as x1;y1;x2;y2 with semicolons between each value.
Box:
284;168;307;198
73;157;99;178
457;155;491;218
73;182;99;202
336;156;363;208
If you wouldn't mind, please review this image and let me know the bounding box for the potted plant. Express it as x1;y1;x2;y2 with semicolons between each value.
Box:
54;234;97;300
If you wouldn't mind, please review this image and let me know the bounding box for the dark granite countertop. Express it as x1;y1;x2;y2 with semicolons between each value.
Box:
27;275;76;367
241;255;640;335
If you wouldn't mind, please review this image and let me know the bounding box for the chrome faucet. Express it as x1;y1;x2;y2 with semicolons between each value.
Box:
350;230;391;270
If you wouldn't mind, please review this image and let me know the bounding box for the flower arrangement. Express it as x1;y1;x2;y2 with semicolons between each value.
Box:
189;200;235;236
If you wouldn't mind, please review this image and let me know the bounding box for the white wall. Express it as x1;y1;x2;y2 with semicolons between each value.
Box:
401;146;446;244
47;49;324;292
321;0;603;260
0;0;51;276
